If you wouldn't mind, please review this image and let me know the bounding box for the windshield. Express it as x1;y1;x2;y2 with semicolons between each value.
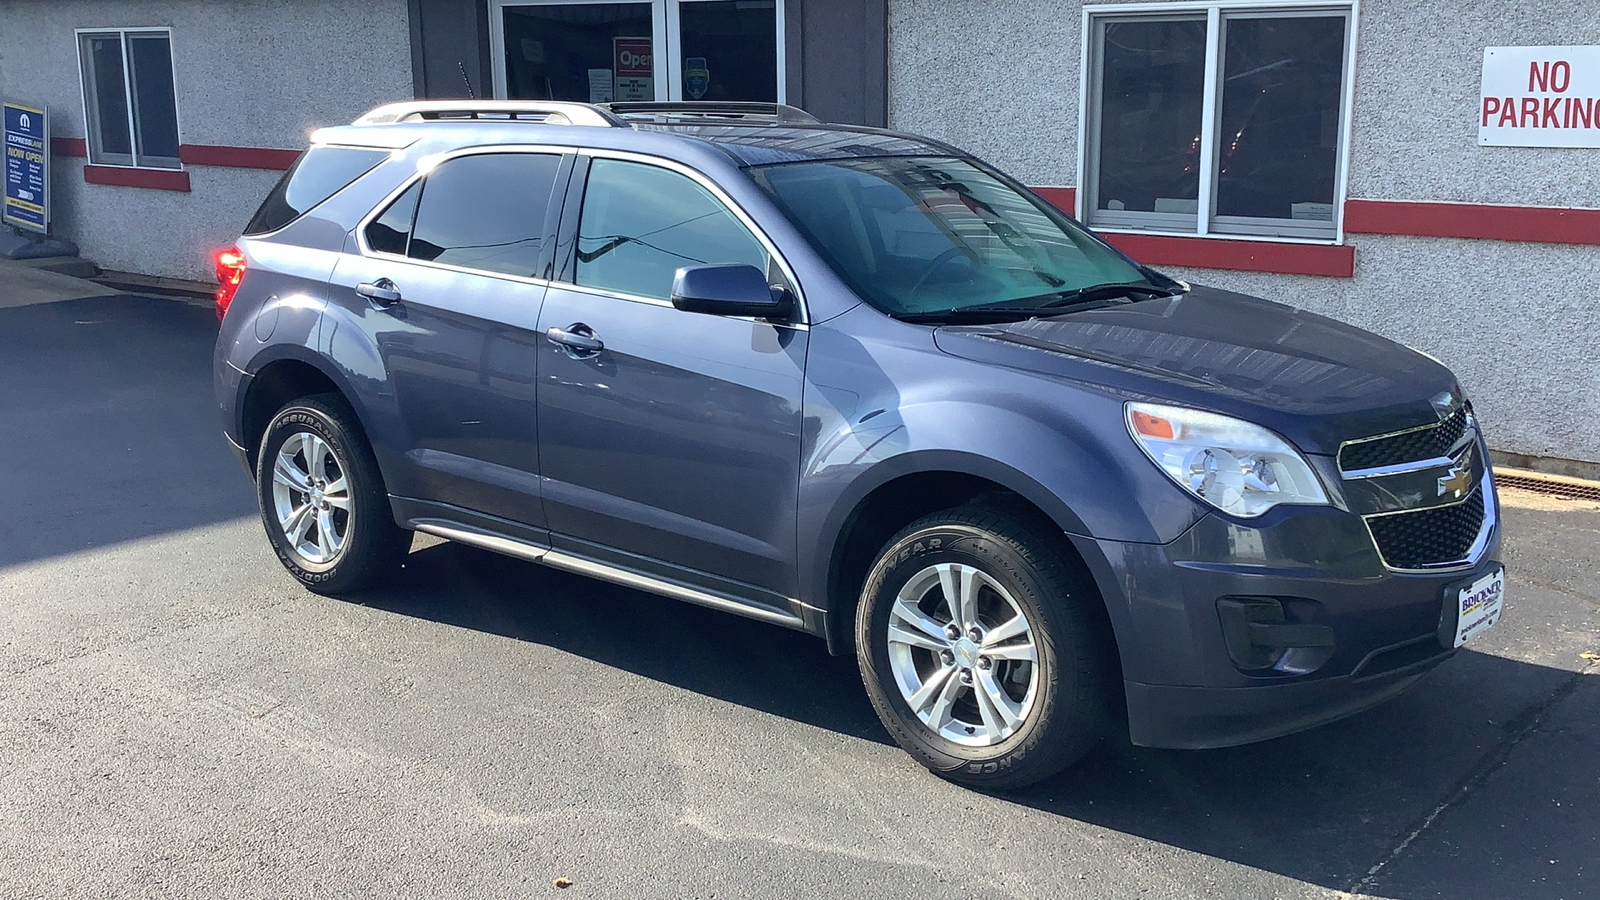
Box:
748;156;1150;316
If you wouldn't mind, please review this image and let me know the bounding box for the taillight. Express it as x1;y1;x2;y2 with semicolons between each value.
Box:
214;246;247;320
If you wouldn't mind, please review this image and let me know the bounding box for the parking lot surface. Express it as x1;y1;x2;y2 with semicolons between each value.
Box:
1;292;1596;899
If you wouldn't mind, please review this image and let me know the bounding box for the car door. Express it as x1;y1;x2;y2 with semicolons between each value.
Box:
326;149;570;530
535;154;808;604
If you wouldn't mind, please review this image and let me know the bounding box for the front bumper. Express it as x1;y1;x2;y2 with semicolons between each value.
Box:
1124;644;1449;749
1073;495;1502;750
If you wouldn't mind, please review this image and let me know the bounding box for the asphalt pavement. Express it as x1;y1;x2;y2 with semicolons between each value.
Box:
1;271;1596;899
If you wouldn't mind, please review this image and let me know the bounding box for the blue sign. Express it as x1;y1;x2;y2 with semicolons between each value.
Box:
4;101;49;233
684;57;710;100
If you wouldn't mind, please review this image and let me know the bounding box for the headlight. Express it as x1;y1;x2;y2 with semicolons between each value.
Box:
1126;402;1329;518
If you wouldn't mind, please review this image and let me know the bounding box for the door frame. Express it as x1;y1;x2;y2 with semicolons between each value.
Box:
488;0;787;103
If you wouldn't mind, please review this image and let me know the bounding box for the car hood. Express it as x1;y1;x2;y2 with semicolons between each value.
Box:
931;286;1458;455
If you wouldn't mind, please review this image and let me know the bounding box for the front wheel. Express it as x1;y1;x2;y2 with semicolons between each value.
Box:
856;505;1115;789
254;394;410;594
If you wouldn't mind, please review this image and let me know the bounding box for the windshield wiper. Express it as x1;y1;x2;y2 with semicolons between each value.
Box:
1033;281;1181;309
892;281;1187;325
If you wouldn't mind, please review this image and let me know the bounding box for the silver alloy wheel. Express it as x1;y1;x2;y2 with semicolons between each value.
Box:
886;562;1040;746
270;431;351;565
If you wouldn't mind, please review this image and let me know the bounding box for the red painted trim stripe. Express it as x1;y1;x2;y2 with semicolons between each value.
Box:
51;137;88;157
179;144;301;171
51;137;298;171
1099;232;1356;278
1344;199;1600;246
1031;186;1077;216
82;165;192;192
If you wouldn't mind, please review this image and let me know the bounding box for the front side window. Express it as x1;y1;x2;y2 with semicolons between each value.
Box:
77;30;181;169
751;156;1145;316
574;158;767;301
1085;5;1351;239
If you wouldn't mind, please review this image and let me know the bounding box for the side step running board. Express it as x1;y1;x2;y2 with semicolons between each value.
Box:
410;519;807;631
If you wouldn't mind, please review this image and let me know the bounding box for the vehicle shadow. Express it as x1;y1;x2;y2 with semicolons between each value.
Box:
361;538;890;745
359;538;1589;898
0;295;257;570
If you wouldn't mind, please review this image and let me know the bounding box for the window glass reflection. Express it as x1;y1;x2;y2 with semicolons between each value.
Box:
679;0;777;102
128;35;180;162
83;36;133;160
365;181;422;255
1215;16;1346;224
1095;19;1206;217
503;3;655;102
409;154;561;278
576;159;766;301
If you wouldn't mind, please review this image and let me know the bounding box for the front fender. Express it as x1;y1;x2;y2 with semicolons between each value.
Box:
795;312;1208;621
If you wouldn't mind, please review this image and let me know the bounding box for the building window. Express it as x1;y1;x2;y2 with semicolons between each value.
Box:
1083;4;1352;240
77;29;181;169
489;0;784;104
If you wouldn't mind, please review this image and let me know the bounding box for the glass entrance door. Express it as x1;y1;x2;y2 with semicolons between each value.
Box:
494;1;662;102
491;0;783;103
667;0;779;102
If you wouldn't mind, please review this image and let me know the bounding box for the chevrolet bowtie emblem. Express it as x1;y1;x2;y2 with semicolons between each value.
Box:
1438;464;1472;499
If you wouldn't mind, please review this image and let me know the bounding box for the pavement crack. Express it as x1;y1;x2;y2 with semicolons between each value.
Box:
1510;571;1600;608
1344;660;1598;895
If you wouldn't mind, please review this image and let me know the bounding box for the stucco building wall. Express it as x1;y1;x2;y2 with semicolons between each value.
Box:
887;0;1600;466
0;0;412;281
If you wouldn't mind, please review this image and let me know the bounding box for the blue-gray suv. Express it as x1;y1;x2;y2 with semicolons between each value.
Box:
214;101;1505;788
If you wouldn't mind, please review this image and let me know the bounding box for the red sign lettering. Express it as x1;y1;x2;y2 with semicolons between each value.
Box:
1553;60;1572;93
1544;97;1562;127
1521;96;1541;127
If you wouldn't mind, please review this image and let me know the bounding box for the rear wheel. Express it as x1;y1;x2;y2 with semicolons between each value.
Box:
855;505;1114;789
254;394;409;594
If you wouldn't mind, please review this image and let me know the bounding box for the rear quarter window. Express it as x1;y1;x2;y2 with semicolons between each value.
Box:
243;146;390;235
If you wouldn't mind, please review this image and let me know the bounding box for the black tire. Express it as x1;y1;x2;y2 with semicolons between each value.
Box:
254;393;410;594
855;505;1115;789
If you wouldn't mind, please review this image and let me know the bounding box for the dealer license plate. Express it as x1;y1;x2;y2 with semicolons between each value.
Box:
1453;566;1505;648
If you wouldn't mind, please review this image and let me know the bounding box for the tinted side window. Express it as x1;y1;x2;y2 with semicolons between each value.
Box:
244;146;387;235
575;159;767;301
364;181;421;256
408;153;561;278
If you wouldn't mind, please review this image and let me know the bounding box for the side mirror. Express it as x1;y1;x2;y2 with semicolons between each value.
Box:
670;264;793;319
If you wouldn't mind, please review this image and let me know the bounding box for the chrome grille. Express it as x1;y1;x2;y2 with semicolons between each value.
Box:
1339;407;1469;474
1365;487;1486;569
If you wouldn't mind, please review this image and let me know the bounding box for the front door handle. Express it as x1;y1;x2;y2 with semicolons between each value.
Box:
546;323;604;356
356;278;402;308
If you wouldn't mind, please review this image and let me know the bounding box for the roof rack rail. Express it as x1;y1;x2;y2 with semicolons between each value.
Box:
353;101;626;128
602;102;822;124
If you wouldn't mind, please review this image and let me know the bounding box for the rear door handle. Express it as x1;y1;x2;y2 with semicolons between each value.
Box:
356;278;402;308
545;323;603;356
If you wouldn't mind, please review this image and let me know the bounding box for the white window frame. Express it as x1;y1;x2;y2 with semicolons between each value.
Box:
488;0;787;103
75;26;183;170
1076;0;1358;243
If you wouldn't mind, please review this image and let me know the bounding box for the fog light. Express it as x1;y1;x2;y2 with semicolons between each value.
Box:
1217;597;1335;675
